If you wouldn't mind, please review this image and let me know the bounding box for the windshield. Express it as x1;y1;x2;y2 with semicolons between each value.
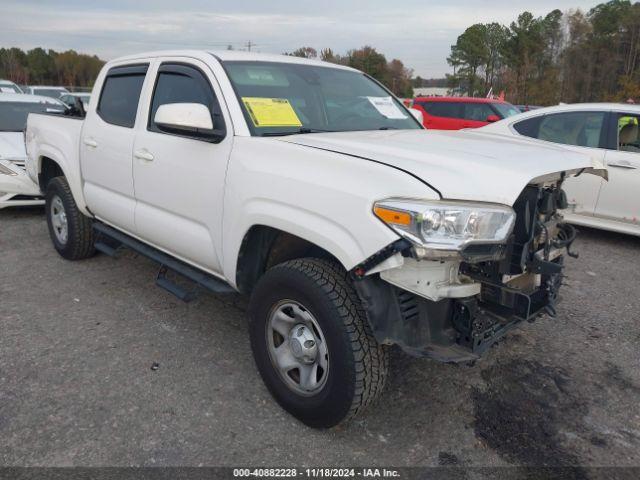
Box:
223;61;422;136
492;102;521;119
0;101;65;131
33;88;66;99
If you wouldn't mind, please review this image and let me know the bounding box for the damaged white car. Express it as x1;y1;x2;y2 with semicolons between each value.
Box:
25;51;606;428
0;93;65;209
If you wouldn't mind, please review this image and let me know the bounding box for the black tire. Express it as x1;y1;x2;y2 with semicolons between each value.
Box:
45;176;95;260
248;258;388;428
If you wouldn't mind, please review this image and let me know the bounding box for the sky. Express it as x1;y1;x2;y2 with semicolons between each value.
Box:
1;0;603;78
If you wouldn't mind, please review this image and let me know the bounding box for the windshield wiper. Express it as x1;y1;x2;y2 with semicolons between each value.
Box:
261;127;335;137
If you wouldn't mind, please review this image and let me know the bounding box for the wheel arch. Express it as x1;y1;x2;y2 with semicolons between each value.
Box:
235;225;343;294
39;156;65;190
36;151;90;217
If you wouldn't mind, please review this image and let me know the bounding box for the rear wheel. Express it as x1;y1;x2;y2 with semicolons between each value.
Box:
45;176;95;260
248;258;388;428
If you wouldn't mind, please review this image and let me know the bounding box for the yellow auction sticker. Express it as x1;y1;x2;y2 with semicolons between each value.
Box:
242;97;302;127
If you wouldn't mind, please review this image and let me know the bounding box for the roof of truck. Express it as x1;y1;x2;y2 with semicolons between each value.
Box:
107;50;357;72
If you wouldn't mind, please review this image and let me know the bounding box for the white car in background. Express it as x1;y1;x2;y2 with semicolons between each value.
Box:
25;86;69;99
480;103;640;236
59;92;92;109
0;79;23;94
0;93;66;208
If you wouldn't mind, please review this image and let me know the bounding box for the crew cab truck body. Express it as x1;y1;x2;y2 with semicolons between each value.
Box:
25;50;606;428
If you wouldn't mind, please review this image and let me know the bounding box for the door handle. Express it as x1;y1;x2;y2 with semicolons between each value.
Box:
83;137;97;148
134;149;154;162
608;161;637;169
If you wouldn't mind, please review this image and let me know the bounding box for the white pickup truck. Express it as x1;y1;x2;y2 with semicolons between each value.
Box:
25;50;605;428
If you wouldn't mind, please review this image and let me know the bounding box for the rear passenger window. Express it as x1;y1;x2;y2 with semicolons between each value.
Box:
419;102;462;119
97;64;148;128
148;63;219;134
535;112;606;148
513;117;541;137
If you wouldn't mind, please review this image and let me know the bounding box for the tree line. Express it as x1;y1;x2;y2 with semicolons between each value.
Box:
285;46;414;98
448;0;640;105
0;47;104;87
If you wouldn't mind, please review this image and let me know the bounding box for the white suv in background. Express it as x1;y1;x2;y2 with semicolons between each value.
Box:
481;103;640;236
24;86;69;99
0;79;24;94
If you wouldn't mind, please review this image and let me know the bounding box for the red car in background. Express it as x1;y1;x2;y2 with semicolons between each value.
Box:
411;96;521;130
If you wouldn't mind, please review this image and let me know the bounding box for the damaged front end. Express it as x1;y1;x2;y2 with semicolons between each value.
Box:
353;180;577;362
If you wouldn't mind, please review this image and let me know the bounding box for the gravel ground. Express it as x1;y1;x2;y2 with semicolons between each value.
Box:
1;207;639;473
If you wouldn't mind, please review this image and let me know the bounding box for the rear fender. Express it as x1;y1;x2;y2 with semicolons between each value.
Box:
33;147;89;216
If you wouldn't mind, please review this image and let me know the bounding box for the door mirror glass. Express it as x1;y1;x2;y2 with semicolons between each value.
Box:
154;103;213;131
409;108;424;124
486;114;500;123
153;103;224;142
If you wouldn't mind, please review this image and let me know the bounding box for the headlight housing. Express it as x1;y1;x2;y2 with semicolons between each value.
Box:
374;199;516;259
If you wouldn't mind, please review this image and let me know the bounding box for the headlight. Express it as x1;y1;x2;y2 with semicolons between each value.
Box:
373;199;516;257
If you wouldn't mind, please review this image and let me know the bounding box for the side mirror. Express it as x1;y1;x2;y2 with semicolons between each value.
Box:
72;96;86;117
409;107;424;125
486;114;500;123
154;103;225;142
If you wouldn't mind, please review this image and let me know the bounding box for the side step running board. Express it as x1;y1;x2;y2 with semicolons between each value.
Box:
93;222;235;301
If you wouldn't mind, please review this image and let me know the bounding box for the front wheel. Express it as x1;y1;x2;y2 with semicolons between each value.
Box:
45;176;95;260
248;258;388;428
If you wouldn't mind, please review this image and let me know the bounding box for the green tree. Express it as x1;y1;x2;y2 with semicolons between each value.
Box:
347;46;389;83
387;58;414;97
26;48;55;84
448;24;490;95
286;47;318;58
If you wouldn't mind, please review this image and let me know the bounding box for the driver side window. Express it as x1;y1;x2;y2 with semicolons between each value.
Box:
148;63;219;135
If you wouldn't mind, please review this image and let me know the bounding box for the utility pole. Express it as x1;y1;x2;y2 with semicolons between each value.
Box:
246;41;253;52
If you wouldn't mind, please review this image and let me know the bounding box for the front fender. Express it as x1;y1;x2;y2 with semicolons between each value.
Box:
234;198;372;272
222;137;438;286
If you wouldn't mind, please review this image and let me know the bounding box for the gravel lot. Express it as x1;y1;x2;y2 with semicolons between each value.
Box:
1;207;640;472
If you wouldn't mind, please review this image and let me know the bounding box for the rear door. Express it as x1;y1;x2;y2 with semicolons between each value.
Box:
131;58;232;273
594;112;640;224
80;63;150;232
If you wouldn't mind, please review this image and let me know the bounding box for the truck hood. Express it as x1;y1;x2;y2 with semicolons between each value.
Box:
279;129;607;206
0;132;27;162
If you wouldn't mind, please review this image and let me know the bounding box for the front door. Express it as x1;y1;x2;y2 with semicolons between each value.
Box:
595;113;640;224
132;59;232;273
